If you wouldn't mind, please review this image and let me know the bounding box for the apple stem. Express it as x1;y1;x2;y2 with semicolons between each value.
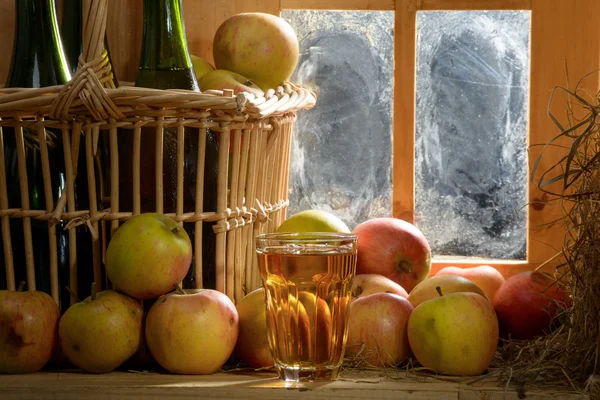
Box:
436;286;444;297
171;227;179;235
17;281;26;292
174;283;186;295
91;282;97;301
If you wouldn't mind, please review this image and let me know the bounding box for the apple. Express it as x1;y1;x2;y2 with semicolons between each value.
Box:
0;283;60;374
59;286;144;373
234;288;273;369
493;271;570;340
435;265;505;301
345;293;413;367
408;274;488;308
352;217;431;293
297;291;333;363
351;274;408;300
213;12;299;91
408;291;499;376
198;69;264;97
145;287;239;374
105;213;192;300
190;54;215;80
276;209;350;233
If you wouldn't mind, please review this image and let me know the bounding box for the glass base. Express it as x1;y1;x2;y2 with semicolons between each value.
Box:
275;363;342;382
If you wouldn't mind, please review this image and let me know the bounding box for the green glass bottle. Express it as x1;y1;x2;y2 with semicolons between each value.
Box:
2;0;71;309
119;0;219;289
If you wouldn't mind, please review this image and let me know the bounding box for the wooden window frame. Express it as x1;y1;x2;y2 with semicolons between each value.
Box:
276;0;600;277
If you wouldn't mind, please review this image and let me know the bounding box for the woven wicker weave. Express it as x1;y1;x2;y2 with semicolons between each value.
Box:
0;0;316;304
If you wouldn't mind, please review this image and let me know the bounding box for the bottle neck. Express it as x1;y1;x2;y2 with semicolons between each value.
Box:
135;0;199;91
61;0;83;77
6;0;71;88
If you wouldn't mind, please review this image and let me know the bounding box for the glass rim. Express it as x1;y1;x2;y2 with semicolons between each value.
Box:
255;231;357;243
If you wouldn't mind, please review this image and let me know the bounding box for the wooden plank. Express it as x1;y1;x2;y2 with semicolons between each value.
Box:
105;0;143;84
418;0;531;10
281;0;394;10
0;0;15;86
0;370;587;400
392;0;418;223
527;0;600;268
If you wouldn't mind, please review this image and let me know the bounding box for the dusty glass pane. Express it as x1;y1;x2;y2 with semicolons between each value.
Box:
281;10;394;230
415;11;530;260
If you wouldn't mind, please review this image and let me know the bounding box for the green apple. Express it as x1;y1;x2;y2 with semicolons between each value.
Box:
190;54;215;80
198;69;264;97
59;286;144;373
276;210;350;233
407;290;499;376
145;287;239;374
106;213;192;300
0;284;60;374
234;288;272;369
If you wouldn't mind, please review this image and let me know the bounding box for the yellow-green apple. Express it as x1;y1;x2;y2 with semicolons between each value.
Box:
351;274;408;300
234;288;273;368
493;271;570;340
298;291;333;363
213;12;299;91
106;213;192;300
145;287;239;374
345;293;413;367
276;209;350;233
263;284;311;365
198;69;264;97
435;265;505;301
408;291;499;376
190;54;215;80
58;287;143;373
352;218;431;293
408;275;488;308
0;284;60;374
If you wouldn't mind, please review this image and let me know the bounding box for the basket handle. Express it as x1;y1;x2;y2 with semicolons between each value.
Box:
81;0;114;87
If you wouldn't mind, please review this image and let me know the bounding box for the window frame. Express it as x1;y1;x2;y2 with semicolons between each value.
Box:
278;0;600;277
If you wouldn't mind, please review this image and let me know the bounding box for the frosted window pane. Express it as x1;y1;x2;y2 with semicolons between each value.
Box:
415;11;530;260
281;10;394;230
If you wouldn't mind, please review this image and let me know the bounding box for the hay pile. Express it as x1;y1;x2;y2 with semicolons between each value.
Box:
492;71;600;395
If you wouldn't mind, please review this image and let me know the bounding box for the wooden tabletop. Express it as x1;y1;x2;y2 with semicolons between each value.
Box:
0;369;589;399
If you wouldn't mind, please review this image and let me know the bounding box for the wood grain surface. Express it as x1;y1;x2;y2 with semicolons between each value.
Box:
0;370;590;400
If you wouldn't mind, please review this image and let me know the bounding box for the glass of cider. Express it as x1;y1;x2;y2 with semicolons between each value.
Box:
255;232;358;382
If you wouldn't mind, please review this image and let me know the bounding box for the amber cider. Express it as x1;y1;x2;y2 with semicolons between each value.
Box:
256;234;357;382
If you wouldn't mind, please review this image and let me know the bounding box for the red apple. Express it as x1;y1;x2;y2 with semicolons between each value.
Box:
352;218;431;293
351;274;408;300
213;12;299;91
0;285;60;374
198;69;264;97
435;265;505;301
105;213;193;300
345;293;413;367
408;274;488;308
145;287;239;374
493;271;570;340
234;288;273;369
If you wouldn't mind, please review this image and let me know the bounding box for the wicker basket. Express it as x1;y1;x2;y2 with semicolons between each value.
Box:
0;0;316;305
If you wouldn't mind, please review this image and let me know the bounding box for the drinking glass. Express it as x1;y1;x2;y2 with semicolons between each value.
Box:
255;232;358;382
